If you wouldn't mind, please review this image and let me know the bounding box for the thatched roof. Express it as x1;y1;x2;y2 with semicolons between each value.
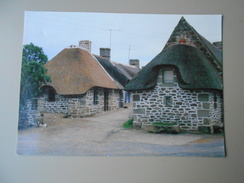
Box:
94;55;129;89
125;17;222;91
111;62;140;80
44;48;118;95
125;44;223;91
164;17;222;75
94;55;140;88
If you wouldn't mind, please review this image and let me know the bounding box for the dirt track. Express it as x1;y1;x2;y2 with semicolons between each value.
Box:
17;108;225;156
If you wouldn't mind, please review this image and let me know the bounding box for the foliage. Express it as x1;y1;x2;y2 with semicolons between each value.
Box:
22;43;48;64
152;122;177;127
122;118;133;128
20;43;51;106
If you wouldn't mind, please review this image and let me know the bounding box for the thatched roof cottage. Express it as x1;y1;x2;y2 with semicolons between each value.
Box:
125;17;223;133
37;42;139;117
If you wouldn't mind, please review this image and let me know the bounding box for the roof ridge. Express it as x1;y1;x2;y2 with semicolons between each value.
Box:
91;54;120;89
163;17;222;77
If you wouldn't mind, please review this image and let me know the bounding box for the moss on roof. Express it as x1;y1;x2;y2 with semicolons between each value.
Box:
94;55;130;88
164;17;222;75
125;44;223;91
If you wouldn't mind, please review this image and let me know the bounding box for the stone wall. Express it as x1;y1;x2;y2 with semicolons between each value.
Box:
85;88;105;116
132;69;223;131
66;95;87;117
38;87;121;118
38;94;69;114
18;100;43;128
108;89;121;110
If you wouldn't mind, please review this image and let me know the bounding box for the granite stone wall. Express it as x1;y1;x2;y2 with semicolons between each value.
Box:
107;89;121;111
38;94;69;114
132;69;223;131
18;100;43;128
38;87;121;118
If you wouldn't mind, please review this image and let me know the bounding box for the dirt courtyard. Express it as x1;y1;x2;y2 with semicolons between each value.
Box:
17;108;225;156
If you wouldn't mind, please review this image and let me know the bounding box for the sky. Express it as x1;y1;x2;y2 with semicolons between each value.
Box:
23;11;222;67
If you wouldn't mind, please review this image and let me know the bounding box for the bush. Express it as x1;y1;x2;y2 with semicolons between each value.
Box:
152;122;177;127
122;118;133;128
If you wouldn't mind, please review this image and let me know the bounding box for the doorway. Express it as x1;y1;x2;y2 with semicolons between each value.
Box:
104;89;109;111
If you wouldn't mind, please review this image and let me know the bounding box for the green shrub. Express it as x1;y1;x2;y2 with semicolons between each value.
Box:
152;122;177;127
122;118;133;128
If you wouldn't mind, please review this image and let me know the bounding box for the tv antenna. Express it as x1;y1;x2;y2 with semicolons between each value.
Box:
101;29;121;49
128;44;135;61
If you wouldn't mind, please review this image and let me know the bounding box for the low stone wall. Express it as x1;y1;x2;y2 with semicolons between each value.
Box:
132;83;223;131
18;100;43;128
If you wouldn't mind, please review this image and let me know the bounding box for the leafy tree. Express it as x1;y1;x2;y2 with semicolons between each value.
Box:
20;43;51;107
22;42;48;64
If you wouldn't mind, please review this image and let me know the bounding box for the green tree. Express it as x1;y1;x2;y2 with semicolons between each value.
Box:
20;43;51;107
22;42;48;64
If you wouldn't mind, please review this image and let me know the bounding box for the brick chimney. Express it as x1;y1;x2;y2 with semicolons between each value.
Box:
100;48;111;60
79;40;92;52
129;59;140;68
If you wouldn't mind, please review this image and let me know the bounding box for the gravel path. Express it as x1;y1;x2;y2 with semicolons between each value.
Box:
17;108;225;156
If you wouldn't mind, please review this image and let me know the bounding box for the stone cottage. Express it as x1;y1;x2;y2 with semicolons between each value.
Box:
94;49;140;105
125;17;223;133
36;41;139;118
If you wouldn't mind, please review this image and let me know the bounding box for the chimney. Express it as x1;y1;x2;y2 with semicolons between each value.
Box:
79;40;92;52
129;59;140;68
100;48;111;60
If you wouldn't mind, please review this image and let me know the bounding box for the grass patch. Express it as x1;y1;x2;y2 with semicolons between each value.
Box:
152;122;177;127
122;118;133;129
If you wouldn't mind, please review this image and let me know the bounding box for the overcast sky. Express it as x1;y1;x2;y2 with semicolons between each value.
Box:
23;11;222;67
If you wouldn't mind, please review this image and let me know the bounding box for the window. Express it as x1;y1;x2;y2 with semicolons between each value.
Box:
198;94;209;101
93;90;99;105
163;70;174;83
165;96;173;106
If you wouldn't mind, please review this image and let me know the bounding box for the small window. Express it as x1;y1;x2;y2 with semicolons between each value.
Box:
93;90;99;105
198;94;209;101
165;96;173;106
163;70;174;83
